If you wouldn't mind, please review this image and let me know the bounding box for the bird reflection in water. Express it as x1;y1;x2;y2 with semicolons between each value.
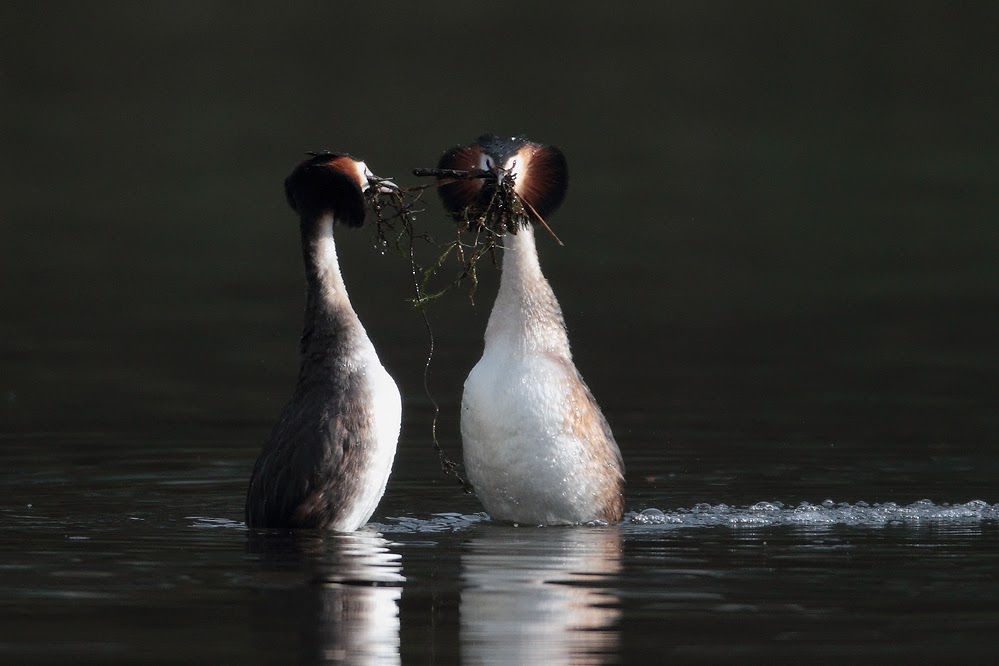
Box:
460;526;623;665
247;529;403;665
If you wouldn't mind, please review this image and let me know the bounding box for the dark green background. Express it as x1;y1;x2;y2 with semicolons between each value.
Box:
3;3;996;475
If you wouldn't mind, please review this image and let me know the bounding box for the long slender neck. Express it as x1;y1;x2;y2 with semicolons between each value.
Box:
302;214;351;307
484;224;571;358
299;213;362;365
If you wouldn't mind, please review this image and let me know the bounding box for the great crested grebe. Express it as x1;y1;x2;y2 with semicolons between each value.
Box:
245;153;402;531
437;134;625;525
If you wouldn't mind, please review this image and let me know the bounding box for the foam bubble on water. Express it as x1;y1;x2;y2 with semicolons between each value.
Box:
629;500;999;528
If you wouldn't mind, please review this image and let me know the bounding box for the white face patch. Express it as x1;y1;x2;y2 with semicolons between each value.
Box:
504;156;523;181
352;160;372;192
477;153;524;181
356;160;396;193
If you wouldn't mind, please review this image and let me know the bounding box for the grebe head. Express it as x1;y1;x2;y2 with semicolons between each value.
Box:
436;134;568;228
284;152;393;227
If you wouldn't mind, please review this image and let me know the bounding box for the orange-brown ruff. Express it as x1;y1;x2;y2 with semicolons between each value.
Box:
438;135;625;525
245;154;401;531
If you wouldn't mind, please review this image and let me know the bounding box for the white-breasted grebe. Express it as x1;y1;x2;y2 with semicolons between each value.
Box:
436;134;625;525
246;153;402;531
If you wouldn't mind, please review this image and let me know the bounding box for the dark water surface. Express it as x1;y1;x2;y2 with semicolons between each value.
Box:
3;3;999;663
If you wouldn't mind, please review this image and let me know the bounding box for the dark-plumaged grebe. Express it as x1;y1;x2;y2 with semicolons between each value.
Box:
436;134;625;525
245;153;402;531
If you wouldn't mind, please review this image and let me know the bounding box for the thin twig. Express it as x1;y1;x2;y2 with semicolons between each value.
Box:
365;184;474;493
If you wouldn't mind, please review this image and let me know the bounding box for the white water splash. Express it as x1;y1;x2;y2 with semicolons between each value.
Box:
629;499;999;528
